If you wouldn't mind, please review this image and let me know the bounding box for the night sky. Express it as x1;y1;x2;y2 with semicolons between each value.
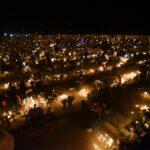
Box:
0;1;149;34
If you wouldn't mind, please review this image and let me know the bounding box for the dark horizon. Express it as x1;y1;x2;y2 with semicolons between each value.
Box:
1;27;150;35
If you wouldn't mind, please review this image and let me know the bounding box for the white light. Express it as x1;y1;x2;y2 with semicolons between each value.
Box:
136;121;139;124
51;58;55;62
93;144;99;149
120;57;128;63
50;43;56;47
135;104;139;108
140;105;149;111
144;123;149;129
124;54;128;58
4;71;9;75
116;62;122;68
76;61;80;66
23;62;26;66
131;111;134;114
107;138;113;147
89;68;95;74
35;60;39;64
79;88;88;97
98;66;104;72
59;94;68;100
8;111;12;116
3;112;7;116
63;58;67;62
138;60;144;64
121;71;140;84
4;83;9;89
121;78;126;84
23;96;40;111
10;34;13;37
23;65;31;73
106;66;112;71
144;91;148;95
73;56;76;60
105;54;109;60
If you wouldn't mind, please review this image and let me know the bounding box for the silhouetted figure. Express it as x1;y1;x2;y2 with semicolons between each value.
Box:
19;80;26;97
62;99;67;109
68;96;74;108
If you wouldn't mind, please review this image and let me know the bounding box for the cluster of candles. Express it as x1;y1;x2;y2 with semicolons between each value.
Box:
22;95;47;112
93;133;114;150
121;70;141;84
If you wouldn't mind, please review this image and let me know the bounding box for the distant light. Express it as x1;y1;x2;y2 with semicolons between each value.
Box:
51;58;55;62
4;33;7;36
144;91;148;95
50;43;56;47
10;34;13;37
107;138;113;147
140;105;149;111
79;88;89;97
134;46;137;49
105;54;109;60
135;121;139;124
89;68;95;74
98;66;104;72
93;144;98;149
23;62;26;66
135;104;139;108
4;83;9;89
120;57;128;63
81;38;84;43
59;94;68;100
144;123;149;129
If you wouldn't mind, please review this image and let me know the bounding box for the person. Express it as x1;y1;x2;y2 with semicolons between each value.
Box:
19;80;26;97
0;130;15;150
